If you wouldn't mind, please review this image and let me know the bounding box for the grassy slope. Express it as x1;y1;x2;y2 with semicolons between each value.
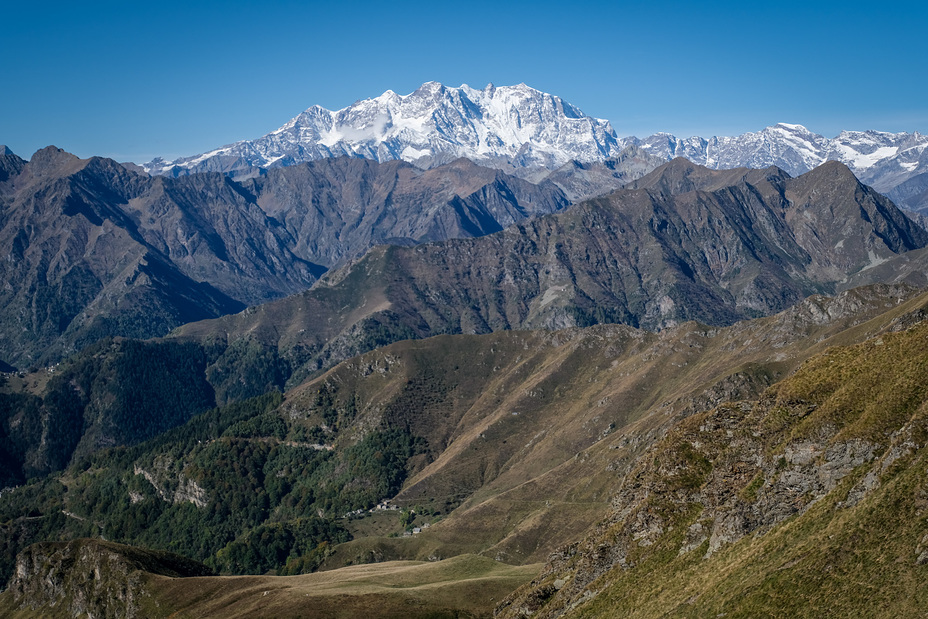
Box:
141;556;539;619
500;296;928;618
314;285;926;569
0;549;538;619
576;459;928;618
3;285;928;618
145;555;539;619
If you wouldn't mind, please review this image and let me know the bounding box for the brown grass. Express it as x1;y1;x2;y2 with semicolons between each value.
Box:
144;554;540;618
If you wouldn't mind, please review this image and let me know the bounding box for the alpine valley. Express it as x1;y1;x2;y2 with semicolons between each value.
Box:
3;83;928;618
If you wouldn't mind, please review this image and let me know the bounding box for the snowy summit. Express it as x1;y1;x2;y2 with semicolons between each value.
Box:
142;82;622;177
141;82;928;206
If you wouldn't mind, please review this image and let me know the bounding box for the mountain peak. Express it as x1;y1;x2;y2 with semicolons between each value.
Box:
411;80;445;96
0;146;26;182
818;158;856;173
27;146;86;176
772;122;813;133
630;157;728;195
136;84;928;209
798;159;861;186
143;83;621;177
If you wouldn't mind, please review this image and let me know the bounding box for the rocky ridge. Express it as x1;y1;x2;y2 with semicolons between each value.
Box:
172;159;928;380
0;147;569;367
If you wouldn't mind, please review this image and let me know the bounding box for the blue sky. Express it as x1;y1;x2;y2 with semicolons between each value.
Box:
3;0;926;163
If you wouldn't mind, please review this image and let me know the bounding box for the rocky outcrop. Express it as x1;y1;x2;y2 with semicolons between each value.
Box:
134;456;208;508
498;406;886;617
2;538;212;619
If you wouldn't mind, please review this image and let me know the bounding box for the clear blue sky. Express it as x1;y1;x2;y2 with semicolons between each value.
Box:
3;0;926;163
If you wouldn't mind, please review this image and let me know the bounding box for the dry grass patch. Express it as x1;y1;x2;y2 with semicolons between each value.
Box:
146;554;540;618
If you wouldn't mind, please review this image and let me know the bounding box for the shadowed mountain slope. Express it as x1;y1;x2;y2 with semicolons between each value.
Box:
0;147;244;367
0;148;569;367
239;155;569;266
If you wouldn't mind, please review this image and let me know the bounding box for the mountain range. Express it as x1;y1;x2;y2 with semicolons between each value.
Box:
171;158;928;383
5;153;925;492
142;82;623;180
139;82;928;213
0;147;569;367
4;81;928;618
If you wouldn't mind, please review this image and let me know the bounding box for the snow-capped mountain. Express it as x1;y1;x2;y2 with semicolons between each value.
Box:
626;123;928;196
141;82;928;212
143;82;622;177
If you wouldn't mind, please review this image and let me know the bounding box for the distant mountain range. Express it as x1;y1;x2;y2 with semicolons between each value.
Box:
139;82;928;213
142;82;622;180
172;158;928;382
0;147;569;367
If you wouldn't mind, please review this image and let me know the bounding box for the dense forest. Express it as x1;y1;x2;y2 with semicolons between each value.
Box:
0;383;430;584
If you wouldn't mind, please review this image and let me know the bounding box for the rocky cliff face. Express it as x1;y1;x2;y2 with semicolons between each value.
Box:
1;538;212;619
